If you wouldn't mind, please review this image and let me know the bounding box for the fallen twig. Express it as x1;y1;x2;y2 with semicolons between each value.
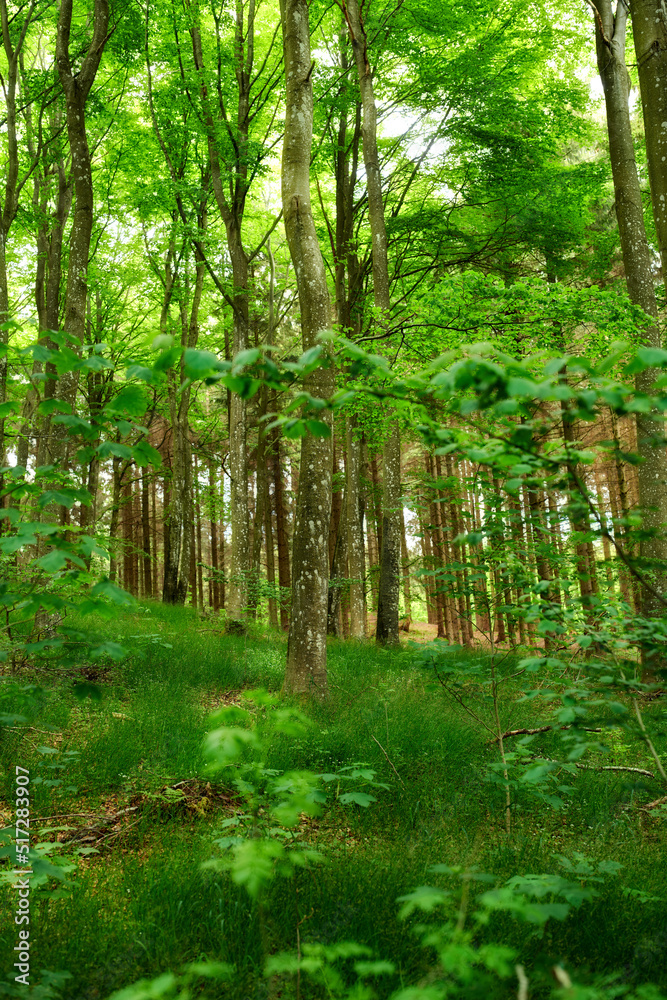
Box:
591;765;655;778
489;724;602;744
641;795;667;811
371;734;406;788
539;758;655;779
7;727;62;735
37;812;98;822
62;805;140;843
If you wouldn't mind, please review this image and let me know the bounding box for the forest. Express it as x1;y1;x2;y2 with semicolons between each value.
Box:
1;0;667;996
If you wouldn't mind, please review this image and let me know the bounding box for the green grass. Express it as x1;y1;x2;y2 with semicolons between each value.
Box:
1;601;667;998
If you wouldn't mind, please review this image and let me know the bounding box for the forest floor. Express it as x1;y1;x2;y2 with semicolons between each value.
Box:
0;602;666;999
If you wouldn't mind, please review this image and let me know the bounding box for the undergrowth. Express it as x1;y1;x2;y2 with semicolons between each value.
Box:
0;601;666;998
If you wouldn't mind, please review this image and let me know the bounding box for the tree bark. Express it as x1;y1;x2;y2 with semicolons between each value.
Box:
593;0;667;638
345;0;401;645
190;7;253;631
270;427;291;630
141;469;153;599
281;0;335;698
346;417;366;637
50;0;109;459
629;0;667;283
0;0;37;470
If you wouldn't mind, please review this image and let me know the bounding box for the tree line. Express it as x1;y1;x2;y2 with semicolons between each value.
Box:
1;0;667;697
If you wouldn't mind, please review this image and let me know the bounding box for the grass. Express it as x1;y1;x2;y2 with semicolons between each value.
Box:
1;600;666;998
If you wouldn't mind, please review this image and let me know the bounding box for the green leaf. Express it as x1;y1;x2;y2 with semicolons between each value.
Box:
338;791;377;807
98;442;133;460
35;550;68;573
36;398;72;416
223;374;260;399
89;579;135;605
184;348;226;376
107;385;147;416
305;419;331;438
153;346;182;372
126;364;161;384
132;440;162;468
90;642;127;661
231;347;261;370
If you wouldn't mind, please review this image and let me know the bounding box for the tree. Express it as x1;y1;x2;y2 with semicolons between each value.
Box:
344;0;401;647
629;0;667;286
591;0;667;640
281;0;335;698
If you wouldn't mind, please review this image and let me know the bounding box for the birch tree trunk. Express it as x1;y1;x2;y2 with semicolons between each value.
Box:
281;0;335;698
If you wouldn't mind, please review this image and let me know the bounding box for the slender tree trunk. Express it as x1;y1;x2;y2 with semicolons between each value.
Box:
142;468;153;599
345;0;400;644
151;474;159;598
108;457;124;584
271;426;291;631
190;11;251;632
346;417;366;638
0;1;37;472
400;508;412;631
48;0;109;461
629;0;667;283
249;420;269;620
209;457;221;612
266;499;279;628
195;456;204;609
594;0;667;651
281;0;335;697
327;488;348;637
426;453;446;639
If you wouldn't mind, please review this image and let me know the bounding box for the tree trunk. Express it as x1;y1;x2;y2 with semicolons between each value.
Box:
593;0;667;644
49;0;109;460
346;0;400;644
281;0;335;698
265;498;279;628
190;10;252;632
629;0;667;283
270;424;291;631
346;417;366;638
141;469;153;599
209;457;221;612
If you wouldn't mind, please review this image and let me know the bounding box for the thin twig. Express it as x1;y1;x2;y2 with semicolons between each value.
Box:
37;812;98;822
641;795;667;811
489;724;602;743
632;698;667;783
371;735;406;788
